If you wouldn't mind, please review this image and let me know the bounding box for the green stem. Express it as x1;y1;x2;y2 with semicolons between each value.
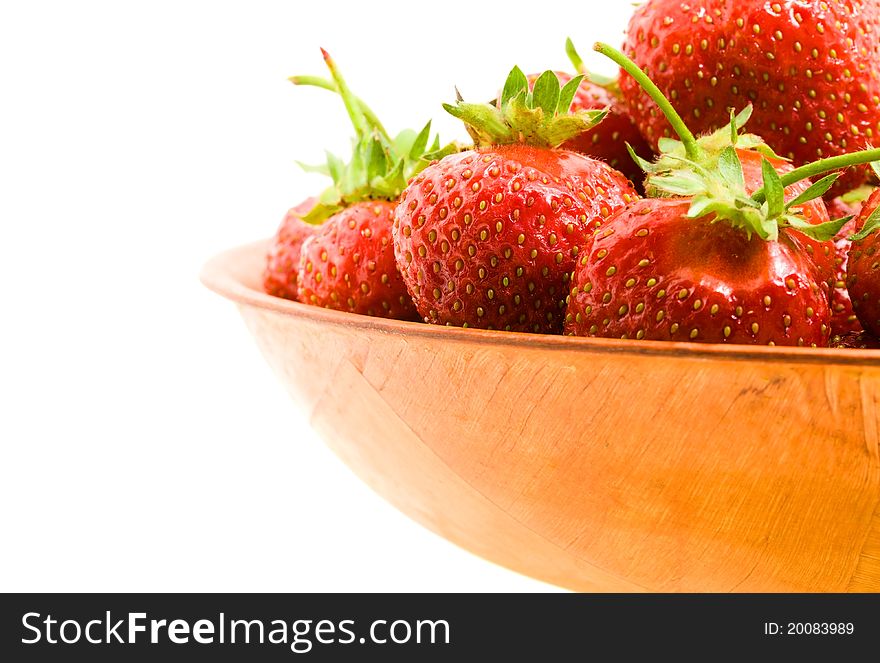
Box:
288;75;390;142
751;148;880;203
594;42;700;161
320;48;369;140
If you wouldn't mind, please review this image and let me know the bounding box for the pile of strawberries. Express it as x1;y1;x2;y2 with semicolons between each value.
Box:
264;0;880;349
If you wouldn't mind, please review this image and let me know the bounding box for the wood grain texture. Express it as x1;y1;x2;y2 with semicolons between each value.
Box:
203;241;880;592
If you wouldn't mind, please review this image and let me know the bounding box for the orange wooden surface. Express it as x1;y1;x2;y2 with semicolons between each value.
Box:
202;241;880;592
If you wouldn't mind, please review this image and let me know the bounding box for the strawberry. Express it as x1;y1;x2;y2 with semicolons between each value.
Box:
266;50;453;319
565;197;834;345
564;45;877;346
297;200;418;319
393;68;638;333
846;188;880;334
521;40;653;186
620;0;880;196
263;197;318;300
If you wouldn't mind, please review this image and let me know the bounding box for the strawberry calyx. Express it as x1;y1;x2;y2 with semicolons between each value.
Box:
442;67;607;149
596;41;878;243
638;106;782;196
290;49;458;224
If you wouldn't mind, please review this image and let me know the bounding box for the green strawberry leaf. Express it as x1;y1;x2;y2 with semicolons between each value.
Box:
532;70;560;116
688;195;730;219
718;147;745;190
753;142;786;160
761;158;785;219
422;141;461;164
443;102;511;145
627;142;656;174
652;170;708;197
392;128;417;158
326;151;345;183
851;204;880;241
658;137;683;154
501;66;529;107
729;109;739;147
543;109;606;146
408;122;431;161
758;215;779;241
733;105;753;131
786;214;852;242
785;173;841;210
365;137;389;184
557;74;585;114
733;194;762;210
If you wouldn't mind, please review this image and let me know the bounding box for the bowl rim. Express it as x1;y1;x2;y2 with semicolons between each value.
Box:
202;239;880;367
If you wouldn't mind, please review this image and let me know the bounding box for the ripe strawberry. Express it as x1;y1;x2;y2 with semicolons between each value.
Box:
265;49;453;319
393;68;638;333
565;197;833;345
564;44;875;346
521;40;653;186
620;0;880;196
847;188;880;334
297;200;418;319
263;198;318;300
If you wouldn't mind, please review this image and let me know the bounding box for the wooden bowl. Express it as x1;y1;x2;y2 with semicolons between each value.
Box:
202;240;880;592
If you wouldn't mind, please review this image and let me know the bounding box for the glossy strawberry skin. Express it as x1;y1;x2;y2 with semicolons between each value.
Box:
847;189;880;335
392;144;639;333
297;200;418;320
565;198;832;346
621;0;880;195
528;72;653;187
263;198;318;300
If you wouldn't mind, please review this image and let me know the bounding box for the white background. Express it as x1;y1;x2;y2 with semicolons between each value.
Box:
1;0;634;591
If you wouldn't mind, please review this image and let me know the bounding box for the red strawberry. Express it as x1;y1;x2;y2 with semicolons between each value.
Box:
268;49;453;319
297;201;417;319
565;197;832;345
564;44;877;346
263;197;318;300
847;188;880;334
620;0;880;196
393;68;638;333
